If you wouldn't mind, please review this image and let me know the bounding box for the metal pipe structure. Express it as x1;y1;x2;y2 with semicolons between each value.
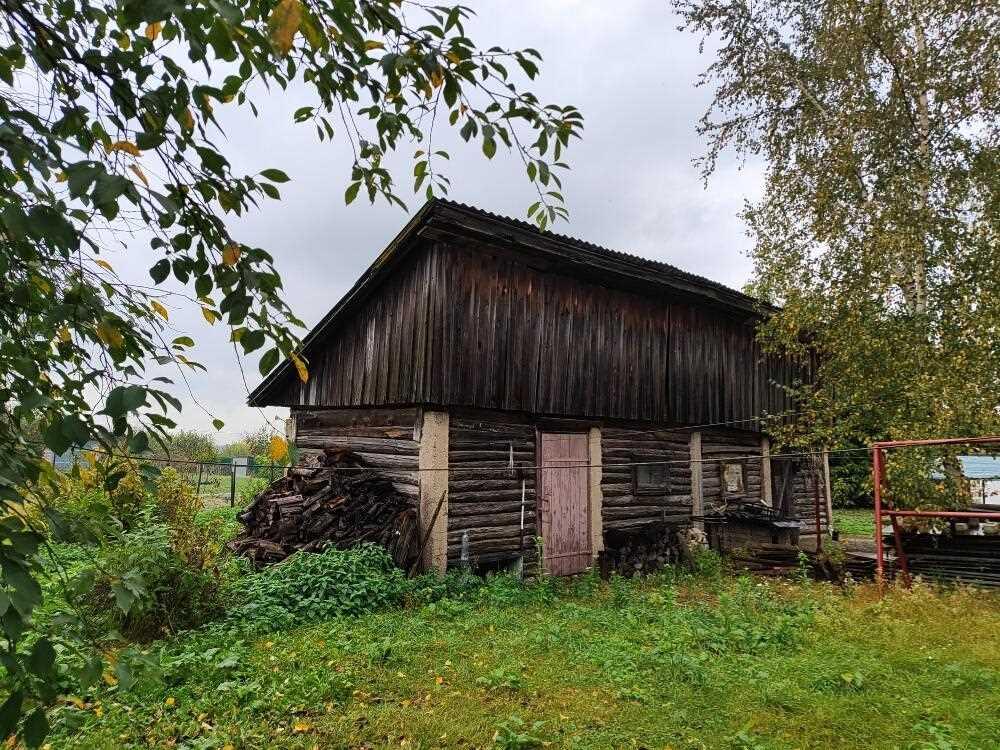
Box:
872;436;1000;592
872;436;1000;449
881;509;1000;519
873;447;885;586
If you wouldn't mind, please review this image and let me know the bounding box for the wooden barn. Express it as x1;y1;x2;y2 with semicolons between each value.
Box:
248;200;830;575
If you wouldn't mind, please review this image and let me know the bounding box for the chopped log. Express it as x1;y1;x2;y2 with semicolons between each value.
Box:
226;448;420;570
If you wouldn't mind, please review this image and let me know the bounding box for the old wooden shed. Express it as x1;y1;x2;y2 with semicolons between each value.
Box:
249;200;828;574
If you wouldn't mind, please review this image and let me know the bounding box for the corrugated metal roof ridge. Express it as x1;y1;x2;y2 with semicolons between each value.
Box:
434;199;760;307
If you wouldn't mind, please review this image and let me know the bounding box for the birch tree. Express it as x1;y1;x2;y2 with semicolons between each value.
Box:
676;0;1000;464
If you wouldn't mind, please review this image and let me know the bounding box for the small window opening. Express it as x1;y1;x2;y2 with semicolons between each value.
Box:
634;463;669;495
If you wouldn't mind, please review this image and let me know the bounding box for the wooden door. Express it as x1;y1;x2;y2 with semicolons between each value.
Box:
538;432;591;575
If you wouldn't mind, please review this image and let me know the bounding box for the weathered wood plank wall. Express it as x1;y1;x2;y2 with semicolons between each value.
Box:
600;427;693;530
791;461;830;537
702;430;765;510
272;242;810;430
290;407;420;502
446;411;537;565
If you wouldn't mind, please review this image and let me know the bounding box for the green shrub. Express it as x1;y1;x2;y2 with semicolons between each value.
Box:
152;468;223;569
83;524;224;641
230;544;408;629
692;547;724;579
237;476;270;507
406;567;483;606
42;455;150;542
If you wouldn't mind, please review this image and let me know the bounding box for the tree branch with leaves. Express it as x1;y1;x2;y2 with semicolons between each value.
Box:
0;0;581;743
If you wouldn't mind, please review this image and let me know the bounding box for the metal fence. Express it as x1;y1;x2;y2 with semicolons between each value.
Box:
50;449;285;508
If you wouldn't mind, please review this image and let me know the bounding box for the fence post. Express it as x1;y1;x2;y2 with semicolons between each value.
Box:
195;463;203;497
230;462;237;508
269;462;275;483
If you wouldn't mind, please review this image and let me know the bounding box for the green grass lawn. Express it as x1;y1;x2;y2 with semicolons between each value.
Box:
45;570;1000;749
833;508;876;537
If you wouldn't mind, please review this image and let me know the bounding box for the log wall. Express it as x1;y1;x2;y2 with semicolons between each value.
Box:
702;430;765;511
446;411;537;566
791;460;830;538
290;407;420;503
600;427;693;531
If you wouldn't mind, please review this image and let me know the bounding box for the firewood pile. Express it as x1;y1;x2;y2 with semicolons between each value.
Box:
601;524;691;576
727;544;805;577
227;448;420;569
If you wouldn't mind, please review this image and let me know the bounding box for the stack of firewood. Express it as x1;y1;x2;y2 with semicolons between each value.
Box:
601;524;689;576
227;448;420;569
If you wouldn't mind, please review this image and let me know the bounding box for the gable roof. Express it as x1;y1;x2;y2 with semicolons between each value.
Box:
248;199;769;406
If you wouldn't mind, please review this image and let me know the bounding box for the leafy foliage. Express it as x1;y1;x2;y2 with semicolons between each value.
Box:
34;454;149;543
237;475;271;507
82;522;224;641
676;0;1000;501
156;429;220;463
230;544;408;627
0;0;581;739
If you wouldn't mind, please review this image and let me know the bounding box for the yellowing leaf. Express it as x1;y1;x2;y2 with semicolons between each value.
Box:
446;51;461;65
165;696;175;707
96;321;124;349
292;720;312;733
435;675;444;685
107;141;141;156
268;435;289;462
180;108;195;132
430;68;444;89
56;171;68;182
117;35;130;51
364;39;384;51
202;307;219;325
222;242;241;266
268;0;303;56
102;672;118;686
300;13;325;51
290;352;309;383
57;326;71;343
145;22;162;41
151;300;169;320
129;164;149;186
95;259;114;272
30;274;52;294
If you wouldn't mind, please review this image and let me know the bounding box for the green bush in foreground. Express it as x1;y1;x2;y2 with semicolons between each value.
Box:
230;544;410;628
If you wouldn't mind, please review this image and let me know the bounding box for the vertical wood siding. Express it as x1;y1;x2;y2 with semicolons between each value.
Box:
291;407;420;501
446;411;537;565
274;241;811;429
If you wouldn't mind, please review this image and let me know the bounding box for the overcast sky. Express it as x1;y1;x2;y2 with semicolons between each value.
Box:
119;0;763;444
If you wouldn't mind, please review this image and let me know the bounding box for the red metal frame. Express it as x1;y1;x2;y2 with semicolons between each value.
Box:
872;437;1000;589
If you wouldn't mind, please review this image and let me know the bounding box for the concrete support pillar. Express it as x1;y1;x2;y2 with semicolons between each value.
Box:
690;431;703;529
761;436;773;508
588;427;604;560
418;410;449;573
284;415;297;445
